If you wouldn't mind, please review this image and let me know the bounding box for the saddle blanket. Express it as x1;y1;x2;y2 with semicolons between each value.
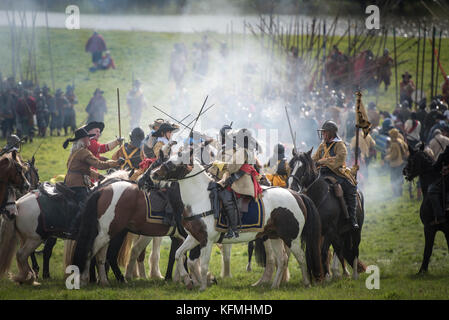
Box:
215;197;265;233
145;190;169;225
34;188;79;233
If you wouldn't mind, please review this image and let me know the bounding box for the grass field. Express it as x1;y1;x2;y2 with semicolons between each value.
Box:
0;26;449;299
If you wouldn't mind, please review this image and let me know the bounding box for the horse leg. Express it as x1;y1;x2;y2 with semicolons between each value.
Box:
418;226;436;274
331;250;342;278
289;238;311;287
106;229;128;282
149;237;164;279
321;238;332;281
281;243;290;284
247;241;254;272
175;235;198;289
270;239;288;289
95;244;110;286
125;235;152;280
42;237;57;279
187;245;202;286
252;239;275;286
199;241;214;291
165;236;180;281
14;238;43;285
221;244;232;278
29;252;39;279
352;256;359;280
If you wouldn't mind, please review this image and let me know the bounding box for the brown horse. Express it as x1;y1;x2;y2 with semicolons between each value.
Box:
72;180;186;286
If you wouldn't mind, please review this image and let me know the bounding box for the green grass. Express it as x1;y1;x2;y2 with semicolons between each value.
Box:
1;27;449;299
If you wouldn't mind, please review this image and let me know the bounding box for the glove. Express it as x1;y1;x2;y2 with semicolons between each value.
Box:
117;157;125;166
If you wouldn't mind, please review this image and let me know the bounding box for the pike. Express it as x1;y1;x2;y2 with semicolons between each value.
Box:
284;106;297;152
414;23;421;107
152;105;192;130
434;29;442;97
117;88;122;144
420;26;426;100
188;96;209;145
393;27;398;107
430;26;436;98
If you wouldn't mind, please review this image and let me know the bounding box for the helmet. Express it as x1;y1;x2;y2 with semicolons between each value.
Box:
317;120;338;140
6;134;21;151
219;123;233;142
129;127;145;148
274;143;285;156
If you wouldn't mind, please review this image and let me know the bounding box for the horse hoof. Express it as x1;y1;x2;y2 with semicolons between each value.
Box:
32;281;41;286
325;273;332;282
246;264;252;272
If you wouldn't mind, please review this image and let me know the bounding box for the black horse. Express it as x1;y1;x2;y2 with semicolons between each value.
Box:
403;144;449;274
288;149;366;279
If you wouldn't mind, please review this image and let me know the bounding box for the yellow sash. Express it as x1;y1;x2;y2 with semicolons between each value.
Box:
121;145;139;170
321;141;337;159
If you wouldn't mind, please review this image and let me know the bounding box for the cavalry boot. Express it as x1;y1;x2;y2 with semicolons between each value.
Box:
343;187;359;230
218;189;239;238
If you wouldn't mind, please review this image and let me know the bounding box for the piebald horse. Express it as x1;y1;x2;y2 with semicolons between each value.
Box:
150;150;323;291
71;179;187;286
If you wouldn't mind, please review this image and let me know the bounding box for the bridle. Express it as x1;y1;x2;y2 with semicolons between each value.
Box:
0;185;17;219
161;162;212;182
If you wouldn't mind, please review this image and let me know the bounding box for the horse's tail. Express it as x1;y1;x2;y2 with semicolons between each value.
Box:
72;190;101;273
63;240;77;272
300;194;324;281
254;238;267;267
117;232;133;268
0;215;18;278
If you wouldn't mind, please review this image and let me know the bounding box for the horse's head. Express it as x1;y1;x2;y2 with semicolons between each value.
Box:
25;156;40;190
403;143;434;181
0;151;31;192
288;147;316;191
151;147;194;182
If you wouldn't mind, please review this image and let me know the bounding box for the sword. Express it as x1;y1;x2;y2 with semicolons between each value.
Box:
285;106;297;152
152;105;192;130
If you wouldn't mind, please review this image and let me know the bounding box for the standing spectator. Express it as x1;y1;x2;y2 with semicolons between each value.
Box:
42;85;54;136
34;87;49;137
404;112;421;148
399;72;415;107
385;128;409;197
127;79;146;130
367;102;380;128
64;85;77;135
50;89;65;136
85;31;107;67
376;48;393;92
0;85;16;138
86;88;107;124
16;89;36;142
428;128;449;160
416;99;428;142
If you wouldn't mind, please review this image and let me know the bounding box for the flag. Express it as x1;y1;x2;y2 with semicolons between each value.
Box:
355;92;371;138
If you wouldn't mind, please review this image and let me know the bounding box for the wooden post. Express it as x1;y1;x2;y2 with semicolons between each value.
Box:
393;27;398;107
420;26;426;100
45;0;55;92
430;26;436;99
414;23;421;108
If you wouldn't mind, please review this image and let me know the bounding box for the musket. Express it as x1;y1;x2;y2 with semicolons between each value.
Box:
189;96;209;144
284;106;297;152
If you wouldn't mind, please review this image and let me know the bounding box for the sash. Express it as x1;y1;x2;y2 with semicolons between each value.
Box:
240;164;263;199
121;145;139;169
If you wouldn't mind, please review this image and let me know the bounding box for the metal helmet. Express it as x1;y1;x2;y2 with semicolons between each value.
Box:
219;123;233;142
129;127;145;148
317;120;338;140
6;134;21;151
274;143;285;156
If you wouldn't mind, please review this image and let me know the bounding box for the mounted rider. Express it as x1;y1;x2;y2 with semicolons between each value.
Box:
63;126;124;236
85;121;123;161
209;126;263;239
313;120;359;230
112;127;145;171
264;143;290;187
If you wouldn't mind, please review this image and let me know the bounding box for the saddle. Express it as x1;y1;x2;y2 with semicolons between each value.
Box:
36;182;79;235
145;187;176;226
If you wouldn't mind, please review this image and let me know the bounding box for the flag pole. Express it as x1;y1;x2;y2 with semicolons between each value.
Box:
354;91;362;179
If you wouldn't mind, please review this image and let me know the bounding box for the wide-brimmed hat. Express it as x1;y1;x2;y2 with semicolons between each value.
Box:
85;121;105;133
149;118;165;130
63;127;96;149
152;123;178;137
402;72;412;79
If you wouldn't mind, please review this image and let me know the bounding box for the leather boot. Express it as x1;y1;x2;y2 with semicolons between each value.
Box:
218;189;239;238
343;187;359;230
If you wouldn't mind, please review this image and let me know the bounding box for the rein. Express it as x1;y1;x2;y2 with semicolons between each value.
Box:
183;209;214;221
165;164;212;182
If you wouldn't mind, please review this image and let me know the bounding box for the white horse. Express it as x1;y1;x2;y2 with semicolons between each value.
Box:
150;152;323;291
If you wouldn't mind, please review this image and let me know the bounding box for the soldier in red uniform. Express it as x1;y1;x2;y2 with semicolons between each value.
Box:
400;72;415;107
85;121;123;162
